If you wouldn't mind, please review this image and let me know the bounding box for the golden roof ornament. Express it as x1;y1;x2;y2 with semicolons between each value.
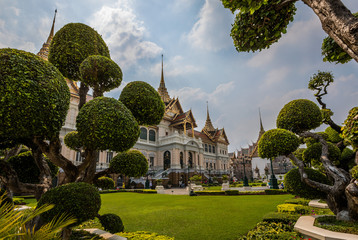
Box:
202;101;216;133
37;9;57;60
157;54;171;103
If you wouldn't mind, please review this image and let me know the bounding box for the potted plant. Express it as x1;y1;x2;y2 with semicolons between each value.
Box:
156;179;163;186
189;175;202;185
222;174;229;183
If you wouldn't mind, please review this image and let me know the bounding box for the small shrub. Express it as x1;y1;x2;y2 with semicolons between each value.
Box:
99;213;124;234
94;177;115;190
350;165;358;180
264;189;287;195
189;175;202;182
195;191;225;196
142;190;157;194
70;230;104;240
285;198;310;206
277;204;310;214
225;190;239;195
262;212;299;225
240;221;301;239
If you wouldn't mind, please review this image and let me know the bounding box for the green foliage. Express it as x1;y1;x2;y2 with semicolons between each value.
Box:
325;126;342;143
0;189;13;207
303;142;341;167
13;197;25;205
0;48;70;142
64;131;82;150
70;230;104;240
262;211;299;224
240;221;300;240
276;99;322;133
308;71;334;93
8;151;58;184
98;213;124;234
321;36;352;64
229;1;296;52
303;132;329;148
342;107;358;150
194;191;225;195
0;193;76;240
341;147;356;170
351;166;358;179
80;55;122;95
119;81;165;126
37;182;101;226
284;198;310;206
94;177;115;190
49;23;110;80
315;215;358;235
76;97;139;151
258;128;300;159
120;231;174;240
277;203;310;214
264;189;287;195
321;109;334;125
284;168;329;199
222;174;228;181
109;150;148;177
189;175;202;182
292;148;305;163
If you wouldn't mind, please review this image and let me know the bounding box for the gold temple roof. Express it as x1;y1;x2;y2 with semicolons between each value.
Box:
37;9;57;60
157;55;171;104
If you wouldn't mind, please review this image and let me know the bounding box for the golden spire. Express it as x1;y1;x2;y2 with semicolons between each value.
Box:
202;101;215;133
157;54;171;103
37;9;57;60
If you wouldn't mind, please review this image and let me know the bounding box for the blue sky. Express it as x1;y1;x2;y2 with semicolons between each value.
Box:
1;0;358;152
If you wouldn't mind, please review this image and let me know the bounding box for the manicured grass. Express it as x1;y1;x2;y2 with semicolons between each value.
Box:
99;192;292;240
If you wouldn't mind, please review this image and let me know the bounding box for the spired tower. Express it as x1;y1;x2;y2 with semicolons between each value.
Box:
157;54;171;104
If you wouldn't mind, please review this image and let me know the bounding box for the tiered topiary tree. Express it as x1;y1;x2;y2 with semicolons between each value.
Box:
258;71;358;221
221;0;358;63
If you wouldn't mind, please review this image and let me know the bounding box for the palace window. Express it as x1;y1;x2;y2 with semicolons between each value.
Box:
76;151;83;162
209;145;212;153
213;146;215;153
149;129;156;141
164;151;171;170
149;157;154;168
188;152;193;168
106;152;113;163
140;127;147;140
205;144;208;152
180;152;184;169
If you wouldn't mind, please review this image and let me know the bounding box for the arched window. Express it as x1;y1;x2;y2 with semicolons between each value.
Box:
140;127;147;140
164;151;171;170
212;146;215;153
205;144;208;152
209;145;212;153
188;152;193;168
149;129;156;141
180;152;184;169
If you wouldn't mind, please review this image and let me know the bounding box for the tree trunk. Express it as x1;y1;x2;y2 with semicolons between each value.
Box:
302;0;358;62
62;227;72;240
346;180;358;221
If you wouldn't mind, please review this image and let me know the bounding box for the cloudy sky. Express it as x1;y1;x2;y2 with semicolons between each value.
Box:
1;0;358;152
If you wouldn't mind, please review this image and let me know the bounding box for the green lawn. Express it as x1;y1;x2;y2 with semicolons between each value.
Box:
99;192;292;240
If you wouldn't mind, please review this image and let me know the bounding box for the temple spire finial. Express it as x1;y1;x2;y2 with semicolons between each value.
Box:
157;54;171;103
202;101;215;133
259;108;264;134
37;9;57;60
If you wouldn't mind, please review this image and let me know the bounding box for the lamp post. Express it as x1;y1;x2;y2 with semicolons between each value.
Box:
241;158;249;187
269;157;279;189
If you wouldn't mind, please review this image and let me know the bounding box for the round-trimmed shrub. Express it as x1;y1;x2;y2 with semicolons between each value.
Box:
0;48;70;142
284;168;329;199
37;182;101;226
94;176;115;190
76;97;139;151
80;55;122;95
8;151;59;184
119;81;165;126
276;99;322;134
303;142;341;166
64;131;82;150
109;150;148;177
49;23;110;80
325;127;343;143
258;129;300;159
342;107;358;150
99;213;124;233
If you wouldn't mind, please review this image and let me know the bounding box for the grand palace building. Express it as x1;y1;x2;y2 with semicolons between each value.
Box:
37;12;230;186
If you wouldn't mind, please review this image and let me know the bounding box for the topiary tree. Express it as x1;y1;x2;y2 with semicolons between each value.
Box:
284;168;329;199
221;0;358;63
109;150;148;178
119;81;165;126
0;48;70;199
94;177;115;190
276;99;322;134
259;72;358;221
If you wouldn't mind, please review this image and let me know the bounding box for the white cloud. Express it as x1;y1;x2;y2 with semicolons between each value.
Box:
186;0;233;52
150;55;201;78
260;67;291;89
89;0;162;69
